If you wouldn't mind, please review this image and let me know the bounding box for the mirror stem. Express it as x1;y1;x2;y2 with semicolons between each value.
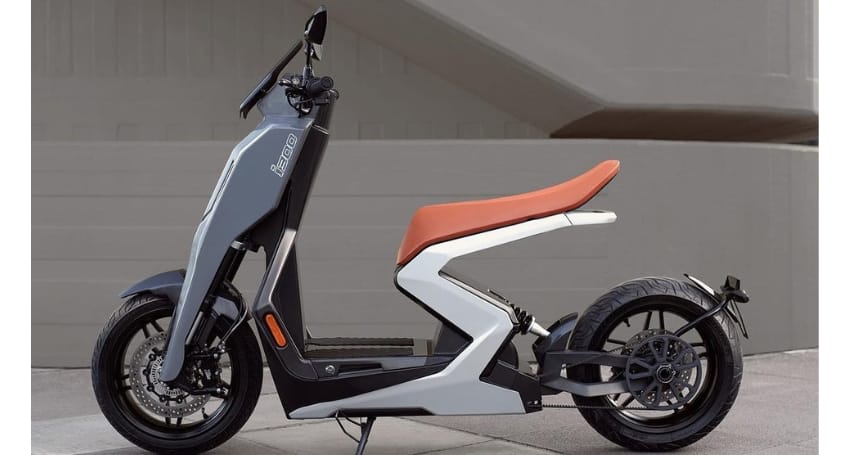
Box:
303;42;314;80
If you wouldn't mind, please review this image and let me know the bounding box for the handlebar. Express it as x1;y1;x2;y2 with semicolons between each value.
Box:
304;76;334;97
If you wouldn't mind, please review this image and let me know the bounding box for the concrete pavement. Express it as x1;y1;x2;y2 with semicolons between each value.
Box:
32;350;817;454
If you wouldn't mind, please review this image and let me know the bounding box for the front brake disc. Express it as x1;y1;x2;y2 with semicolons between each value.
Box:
128;332;210;418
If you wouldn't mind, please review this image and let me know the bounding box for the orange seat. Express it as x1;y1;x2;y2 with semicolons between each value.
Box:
396;160;620;265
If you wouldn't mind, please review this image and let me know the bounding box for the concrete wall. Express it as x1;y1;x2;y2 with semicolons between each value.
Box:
32;140;817;367
31;0;543;141
32;0;817;142
415;0;818;110
308;0;818;141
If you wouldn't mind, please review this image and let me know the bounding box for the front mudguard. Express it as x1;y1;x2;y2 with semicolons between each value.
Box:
120;269;241;321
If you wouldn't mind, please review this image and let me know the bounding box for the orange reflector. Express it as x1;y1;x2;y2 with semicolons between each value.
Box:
264;313;288;347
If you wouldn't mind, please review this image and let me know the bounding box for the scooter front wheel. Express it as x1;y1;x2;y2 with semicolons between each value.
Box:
91;294;262;454
568;277;743;451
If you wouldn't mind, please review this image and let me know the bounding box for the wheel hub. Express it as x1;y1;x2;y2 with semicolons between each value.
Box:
128;332;210;418
623;332;702;410
655;364;675;384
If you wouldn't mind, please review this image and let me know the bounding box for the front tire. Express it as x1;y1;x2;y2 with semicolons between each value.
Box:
92;294;262;454
568;277;743;451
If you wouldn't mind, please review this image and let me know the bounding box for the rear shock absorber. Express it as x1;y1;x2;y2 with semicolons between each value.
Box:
509;304;551;338
509;303;534;334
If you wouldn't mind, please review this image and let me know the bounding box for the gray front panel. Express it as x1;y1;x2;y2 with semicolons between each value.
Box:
163;93;314;379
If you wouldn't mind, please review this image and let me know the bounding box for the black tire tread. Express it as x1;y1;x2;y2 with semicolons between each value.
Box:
568;276;743;452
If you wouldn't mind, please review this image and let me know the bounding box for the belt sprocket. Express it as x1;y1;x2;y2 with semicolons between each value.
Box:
622;330;702;410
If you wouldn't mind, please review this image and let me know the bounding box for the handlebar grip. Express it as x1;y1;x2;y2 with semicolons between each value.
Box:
305;76;334;97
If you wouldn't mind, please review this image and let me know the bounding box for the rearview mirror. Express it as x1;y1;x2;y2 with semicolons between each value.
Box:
304;6;327;60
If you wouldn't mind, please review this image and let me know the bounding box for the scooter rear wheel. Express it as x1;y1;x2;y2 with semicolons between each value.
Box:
568;277;743;451
91;294;262;454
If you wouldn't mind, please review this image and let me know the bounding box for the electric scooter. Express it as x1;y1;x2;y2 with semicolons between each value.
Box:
92;7;751;454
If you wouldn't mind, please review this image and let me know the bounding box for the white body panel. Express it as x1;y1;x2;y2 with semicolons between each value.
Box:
290;210;616;418
566;210;617;226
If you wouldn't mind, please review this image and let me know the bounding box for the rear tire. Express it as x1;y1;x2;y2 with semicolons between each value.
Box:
92;294;262;454
568;277;743;451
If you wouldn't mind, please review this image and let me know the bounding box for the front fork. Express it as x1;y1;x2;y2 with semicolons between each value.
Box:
166;241;251;388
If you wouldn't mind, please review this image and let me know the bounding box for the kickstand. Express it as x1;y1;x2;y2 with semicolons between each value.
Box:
354;416;376;455
335;412;377;455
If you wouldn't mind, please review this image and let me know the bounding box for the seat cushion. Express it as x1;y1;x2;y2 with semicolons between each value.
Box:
396;160;620;265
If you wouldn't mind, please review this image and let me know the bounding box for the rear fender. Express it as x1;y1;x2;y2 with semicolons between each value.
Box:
683;273;750;339
532;312;578;365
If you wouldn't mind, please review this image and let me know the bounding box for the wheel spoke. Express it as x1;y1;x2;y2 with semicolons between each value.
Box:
151;320;164;333
175;417;182;427
658;311;665;331
621;395;635;408
676;361;701;370
652;341;664;362
141;325;151;338
633;358;654;370
606;338;627;345
651;385;662;406
643;312;652;330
